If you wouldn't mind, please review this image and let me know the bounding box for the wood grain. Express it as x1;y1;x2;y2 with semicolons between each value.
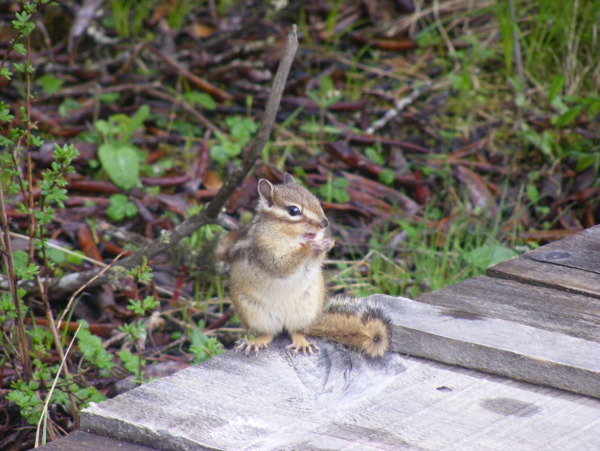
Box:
417;276;600;341
40;430;158;450
379;295;600;398
488;256;600;299
81;339;600;451
521;224;600;274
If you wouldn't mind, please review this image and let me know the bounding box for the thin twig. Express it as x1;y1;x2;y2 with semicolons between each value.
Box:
153;48;234;102
365;82;431;135
57;251;127;330
0;180;32;379
9;232;106;267
35;323;82;448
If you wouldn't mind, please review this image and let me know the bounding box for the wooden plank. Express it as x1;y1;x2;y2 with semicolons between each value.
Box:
488;256;600;299
521;224;600;274
381;295;600;398
417;276;600;341
40;430;158;450
81;335;600;451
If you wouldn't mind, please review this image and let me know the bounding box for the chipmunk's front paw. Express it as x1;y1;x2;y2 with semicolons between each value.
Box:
235;334;274;356
287;332;320;355
310;237;335;253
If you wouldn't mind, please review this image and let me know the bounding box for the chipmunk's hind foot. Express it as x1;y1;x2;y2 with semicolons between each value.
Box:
286;332;320;355
236;334;275;356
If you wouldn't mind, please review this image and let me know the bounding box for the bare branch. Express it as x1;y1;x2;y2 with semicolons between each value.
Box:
122;25;298;270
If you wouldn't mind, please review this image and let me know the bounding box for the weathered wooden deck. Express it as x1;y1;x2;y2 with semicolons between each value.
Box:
44;225;600;450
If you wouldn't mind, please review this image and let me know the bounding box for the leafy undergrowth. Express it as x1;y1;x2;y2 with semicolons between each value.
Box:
1;0;598;447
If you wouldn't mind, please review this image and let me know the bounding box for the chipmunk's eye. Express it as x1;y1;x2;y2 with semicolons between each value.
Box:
287;206;301;217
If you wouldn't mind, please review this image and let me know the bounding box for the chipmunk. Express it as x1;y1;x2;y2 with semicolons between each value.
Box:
228;173;390;358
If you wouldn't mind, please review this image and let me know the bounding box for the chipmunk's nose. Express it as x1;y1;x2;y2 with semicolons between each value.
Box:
320;218;329;229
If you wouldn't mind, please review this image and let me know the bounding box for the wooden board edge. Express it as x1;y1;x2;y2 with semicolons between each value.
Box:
390;324;600;399
368;295;600;399
39;430;160;451
80;409;207;451
486;258;600;299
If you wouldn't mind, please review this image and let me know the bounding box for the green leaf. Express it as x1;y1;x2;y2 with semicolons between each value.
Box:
189;329;224;363
66;251;84;265
378;169;395;186
141;295;159;311
59;98;82;118
107;193;138;221
94;119;121;138
552;105;584;127
74;386;106;405
12;250;39;280
365;147;384;165
299;121;321;134
226;116;258;140
100;92;120;105
573;152;600;172
527;183;540;202
585;97;600;120
118;350;144;377
78;325;115;370
118;104;150;143
185;91;216;110
463;244;517;270
0;67;12;80
0;292;17;321
7;380;43;425
548;74;565;104
98;144;140;190
46;247;66;264
36;74;64;94
0;100;14;120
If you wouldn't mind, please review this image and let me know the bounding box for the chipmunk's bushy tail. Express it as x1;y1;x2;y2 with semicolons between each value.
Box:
308;296;391;358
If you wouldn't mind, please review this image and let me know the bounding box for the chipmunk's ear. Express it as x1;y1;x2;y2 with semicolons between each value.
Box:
257;179;275;207
283;173;296;185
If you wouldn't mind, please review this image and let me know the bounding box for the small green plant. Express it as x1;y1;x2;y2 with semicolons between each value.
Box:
77;323;115;373
319;175;350;203
184;91;216;111
109;0;153;38
115;261;157;384
211;115;258;165
302;75;343;143
95;104;150;190
36;73;64;94
6;380;45;425
109;0;197;37
107;193;138;221
189;327;224;364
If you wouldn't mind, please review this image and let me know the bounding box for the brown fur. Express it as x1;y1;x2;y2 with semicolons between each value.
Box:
229;176;390;358
308;296;391;358
229;175;331;354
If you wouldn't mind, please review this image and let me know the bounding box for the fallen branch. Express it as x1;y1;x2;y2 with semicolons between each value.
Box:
153;48;234;102
122;24;298;270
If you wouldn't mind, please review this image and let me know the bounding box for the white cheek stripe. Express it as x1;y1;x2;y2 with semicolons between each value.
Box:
304;210;322;223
